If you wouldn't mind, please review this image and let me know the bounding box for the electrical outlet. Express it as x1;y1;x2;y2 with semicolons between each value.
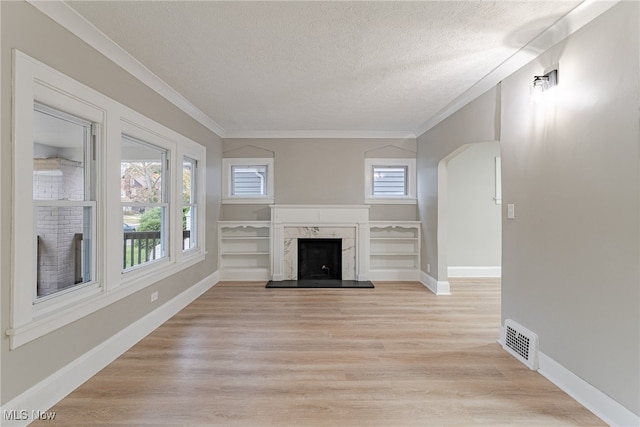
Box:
151;291;159;302
507;203;516;219
427;264;431;273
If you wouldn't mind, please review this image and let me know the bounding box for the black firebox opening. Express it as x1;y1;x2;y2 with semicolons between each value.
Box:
298;238;342;280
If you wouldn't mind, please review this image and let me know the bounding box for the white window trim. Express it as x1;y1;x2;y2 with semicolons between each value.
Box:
364;158;416;205
176;142;207;263
181;155;202;254
8;50;206;350
120;120;174;275
11;50;108;338
117;112;207;287
177;138;206;258
222;158;275;204
494;156;502;205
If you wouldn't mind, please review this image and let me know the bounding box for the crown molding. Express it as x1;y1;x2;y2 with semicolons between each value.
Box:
414;0;620;137
223;130;416;140
27;0;227;138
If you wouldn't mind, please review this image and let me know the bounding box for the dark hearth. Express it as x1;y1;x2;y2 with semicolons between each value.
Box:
266;280;374;289
298;238;342;280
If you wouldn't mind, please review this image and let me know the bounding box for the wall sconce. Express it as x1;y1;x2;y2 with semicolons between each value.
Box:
532;69;558;93
531;69;558;104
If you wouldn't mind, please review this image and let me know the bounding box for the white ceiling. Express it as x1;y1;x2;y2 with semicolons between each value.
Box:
66;1;582;137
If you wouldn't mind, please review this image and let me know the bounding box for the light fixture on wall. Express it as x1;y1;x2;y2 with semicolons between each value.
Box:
531;69;558;105
532;69;558;93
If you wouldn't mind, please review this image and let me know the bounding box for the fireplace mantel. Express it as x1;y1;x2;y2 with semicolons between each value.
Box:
270;205;370;281
271;205;369;224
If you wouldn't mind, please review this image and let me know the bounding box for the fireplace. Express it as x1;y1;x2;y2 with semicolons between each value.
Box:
270;205;371;282
298;239;342;280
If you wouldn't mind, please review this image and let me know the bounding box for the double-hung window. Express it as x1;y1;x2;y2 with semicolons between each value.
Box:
33;103;97;300
182;156;198;251
364;158;416;204
11;51;107;347
10;51;206;350
121;135;170;270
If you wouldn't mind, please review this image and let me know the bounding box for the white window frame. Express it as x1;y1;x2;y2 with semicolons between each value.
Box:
179;144;206;256
120;133;171;272
117;115;206;289
181;156;199;253
222;158;275;204
11;51;108;337
33;103;98;303
364;158;416;204
8;50;206;350
494;156;502;205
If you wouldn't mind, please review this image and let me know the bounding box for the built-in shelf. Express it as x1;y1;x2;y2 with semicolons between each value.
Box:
221;236;270;240
218;221;271;281
370;252;420;256
221;252;270;256
218;217;420;282
369;221;421;281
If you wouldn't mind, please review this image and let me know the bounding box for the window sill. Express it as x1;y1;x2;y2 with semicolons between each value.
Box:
365;197;417;205
120;251;205;288
222;197;275;205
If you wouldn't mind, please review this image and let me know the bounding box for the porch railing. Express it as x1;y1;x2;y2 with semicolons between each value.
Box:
123;230;191;269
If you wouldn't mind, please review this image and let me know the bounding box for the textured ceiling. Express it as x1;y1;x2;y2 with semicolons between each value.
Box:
67;1;581;136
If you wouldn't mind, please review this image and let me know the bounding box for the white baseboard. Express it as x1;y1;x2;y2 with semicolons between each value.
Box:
448;266;501;278
419;270;451;295
369;269;420;281
0;271;219;427
220;268;270;281
210;269;219;285
498;326;639;427
537;352;639;427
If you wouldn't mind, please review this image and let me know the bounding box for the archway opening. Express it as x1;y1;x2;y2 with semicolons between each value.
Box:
437;141;502;293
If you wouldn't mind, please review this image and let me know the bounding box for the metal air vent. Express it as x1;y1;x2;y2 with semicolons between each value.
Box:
501;319;539;370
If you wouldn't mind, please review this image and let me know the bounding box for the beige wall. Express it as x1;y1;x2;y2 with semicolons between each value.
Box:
418;1;639;415
0;1;222;404
447;142;501;268
222;138;418;221
499;2;639;414
416;87;500;278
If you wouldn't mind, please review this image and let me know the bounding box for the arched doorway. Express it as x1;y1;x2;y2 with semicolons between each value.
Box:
437;141;502;292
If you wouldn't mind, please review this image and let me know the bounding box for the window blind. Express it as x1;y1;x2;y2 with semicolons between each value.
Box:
372;166;407;196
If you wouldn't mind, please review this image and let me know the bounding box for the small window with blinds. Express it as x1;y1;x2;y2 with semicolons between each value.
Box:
372;166;407;196
223;158;274;204
364;158;416;204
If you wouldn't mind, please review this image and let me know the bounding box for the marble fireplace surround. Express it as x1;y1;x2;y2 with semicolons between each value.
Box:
271;205;370;281
284;227;355;280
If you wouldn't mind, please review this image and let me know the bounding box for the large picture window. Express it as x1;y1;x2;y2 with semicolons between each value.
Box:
121;135;169;270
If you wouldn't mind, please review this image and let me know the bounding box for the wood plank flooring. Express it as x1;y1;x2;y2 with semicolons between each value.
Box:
35;280;604;426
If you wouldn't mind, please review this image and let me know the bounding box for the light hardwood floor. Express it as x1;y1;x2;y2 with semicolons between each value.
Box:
36;280;604;426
